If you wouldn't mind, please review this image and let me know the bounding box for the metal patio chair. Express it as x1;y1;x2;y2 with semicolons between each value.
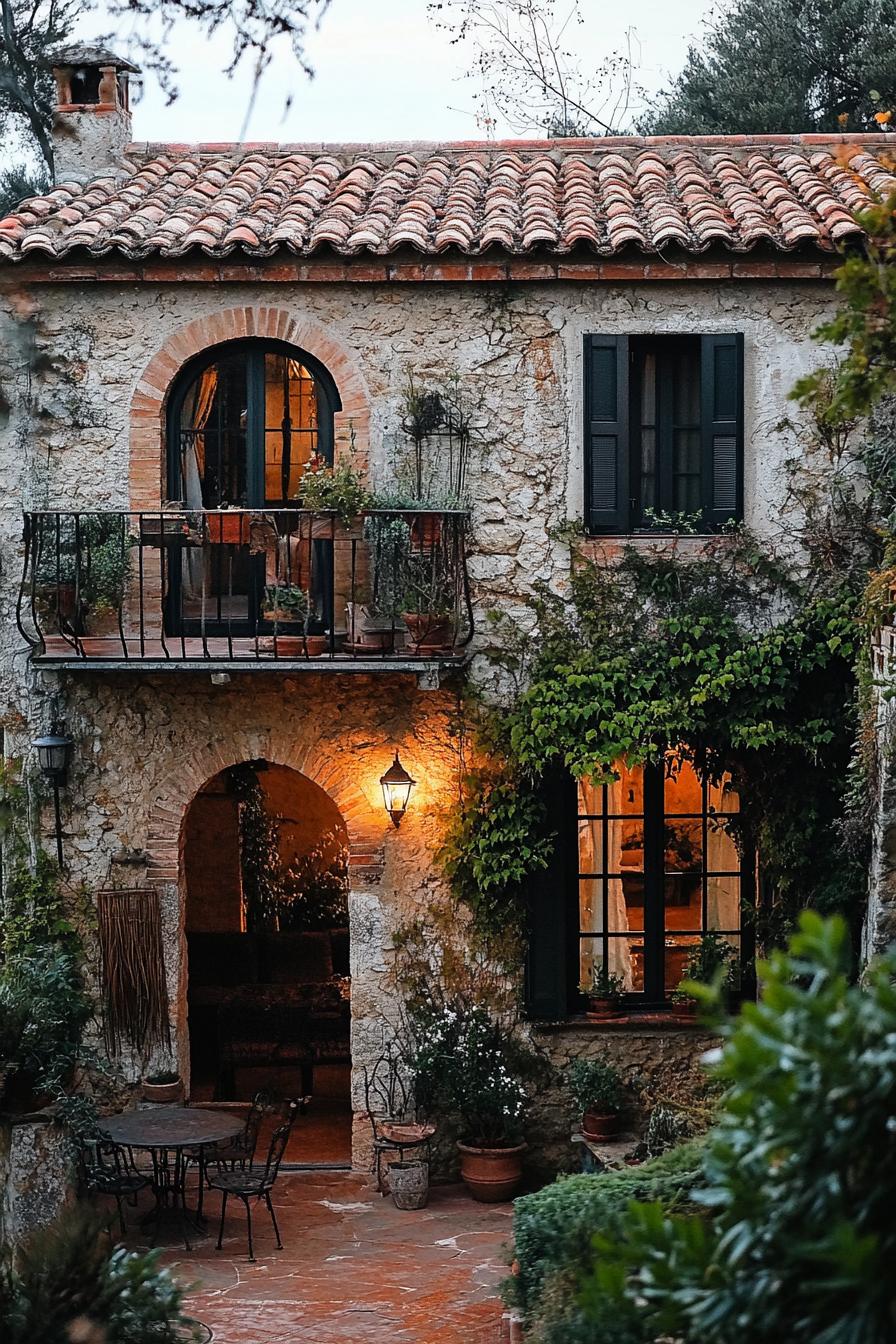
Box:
208;1099;302;1261
78;1136;152;1237
363;1043;436;1195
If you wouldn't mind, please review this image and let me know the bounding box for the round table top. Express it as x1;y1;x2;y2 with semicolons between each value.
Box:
100;1106;244;1150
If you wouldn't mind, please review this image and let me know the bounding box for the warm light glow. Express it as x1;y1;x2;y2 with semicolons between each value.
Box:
380;752;416;827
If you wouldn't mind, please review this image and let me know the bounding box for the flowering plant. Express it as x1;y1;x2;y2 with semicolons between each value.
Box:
297;452;370;524
412;1003;530;1147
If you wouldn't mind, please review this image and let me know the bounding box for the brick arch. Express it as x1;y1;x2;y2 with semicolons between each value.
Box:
129;307;372;510
144;736;383;889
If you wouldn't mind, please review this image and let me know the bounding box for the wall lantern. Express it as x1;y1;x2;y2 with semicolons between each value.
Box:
380;752;416;828
33;720;73;868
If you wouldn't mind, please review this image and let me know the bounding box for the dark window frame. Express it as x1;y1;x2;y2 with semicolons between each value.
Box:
583;332;744;536
574;759;756;1009
166;337;341;507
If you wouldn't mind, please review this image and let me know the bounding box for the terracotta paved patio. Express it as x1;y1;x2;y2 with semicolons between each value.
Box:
154;1171;513;1344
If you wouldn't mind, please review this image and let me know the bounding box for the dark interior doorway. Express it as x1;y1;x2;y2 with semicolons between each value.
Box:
184;760;352;1165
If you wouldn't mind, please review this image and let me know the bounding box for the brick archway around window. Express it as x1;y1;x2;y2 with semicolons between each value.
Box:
129;307;372;510
144;734;385;892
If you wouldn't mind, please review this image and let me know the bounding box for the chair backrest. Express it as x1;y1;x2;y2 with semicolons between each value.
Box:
242;1091;271;1159
78;1136;123;1183
260;1101;299;1187
362;1042;414;1138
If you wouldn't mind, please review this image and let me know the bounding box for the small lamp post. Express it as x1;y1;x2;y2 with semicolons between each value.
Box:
33;721;73;869
380;752;416;828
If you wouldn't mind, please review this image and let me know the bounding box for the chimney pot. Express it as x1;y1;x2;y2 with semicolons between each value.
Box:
50;44;141;183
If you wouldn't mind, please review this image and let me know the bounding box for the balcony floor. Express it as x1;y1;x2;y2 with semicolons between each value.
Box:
32;634;465;676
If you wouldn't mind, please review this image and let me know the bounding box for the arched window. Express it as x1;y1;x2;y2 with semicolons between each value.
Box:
168;340;340;508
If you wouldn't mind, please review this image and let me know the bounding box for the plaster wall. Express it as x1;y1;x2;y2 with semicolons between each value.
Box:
0;275;838;1168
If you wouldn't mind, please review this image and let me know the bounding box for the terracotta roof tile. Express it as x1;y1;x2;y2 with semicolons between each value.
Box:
1;134;894;263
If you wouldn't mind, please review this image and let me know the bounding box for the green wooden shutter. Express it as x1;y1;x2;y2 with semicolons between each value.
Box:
584;334;630;533
525;769;577;1020
701;334;744;528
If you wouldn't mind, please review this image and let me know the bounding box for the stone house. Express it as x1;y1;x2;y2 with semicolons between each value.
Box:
1;45;893;1174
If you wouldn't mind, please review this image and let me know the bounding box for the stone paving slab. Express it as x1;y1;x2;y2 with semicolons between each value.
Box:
152;1171;512;1344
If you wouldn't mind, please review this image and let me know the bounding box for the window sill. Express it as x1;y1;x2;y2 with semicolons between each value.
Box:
533;1011;714;1033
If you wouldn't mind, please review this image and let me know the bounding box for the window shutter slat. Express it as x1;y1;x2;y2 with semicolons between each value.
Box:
584;335;629;533
701;334;744;528
525;770;577;1020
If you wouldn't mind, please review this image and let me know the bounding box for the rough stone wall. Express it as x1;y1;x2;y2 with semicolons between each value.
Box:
0;1116;73;1246
0;275;839;1171
528;1025;717;1180
864;626;896;958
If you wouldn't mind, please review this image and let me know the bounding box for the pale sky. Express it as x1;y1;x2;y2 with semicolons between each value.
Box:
73;0;712;144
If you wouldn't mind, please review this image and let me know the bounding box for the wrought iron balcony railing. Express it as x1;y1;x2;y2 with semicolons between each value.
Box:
18;509;473;667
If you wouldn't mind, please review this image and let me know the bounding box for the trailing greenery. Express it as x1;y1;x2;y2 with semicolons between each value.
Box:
0;1204;199;1343
447;525;868;943
504;1140;704;1342
0;803;93;1105
582;913;896;1344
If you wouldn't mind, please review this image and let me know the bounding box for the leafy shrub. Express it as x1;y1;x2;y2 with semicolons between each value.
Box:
566;1058;623;1114
506;1139;704;1332
412;1004;532;1147
583;913;896;1344
0;947;91;1094
0;1203;199;1343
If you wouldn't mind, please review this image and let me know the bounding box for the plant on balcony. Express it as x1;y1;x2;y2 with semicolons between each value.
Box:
78;516;132;634
347;515;412;649
297;450;370;526
261;583;310;626
401;550;458;651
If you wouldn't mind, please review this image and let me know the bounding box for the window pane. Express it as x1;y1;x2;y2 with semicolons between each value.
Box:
578;878;604;933
672;343;700;423
179;353;248;508
264;355;319;503
707;871;741;932
665;933;741;995
579;939;642;993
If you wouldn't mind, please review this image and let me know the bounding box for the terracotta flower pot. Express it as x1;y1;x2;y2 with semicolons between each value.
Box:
402;612;454;652
410;514;443;548
142;1078;184;1105
582;1108;621;1141
303;634;328;657
457;1141;526;1203
210;512;250;545
673;998;698;1018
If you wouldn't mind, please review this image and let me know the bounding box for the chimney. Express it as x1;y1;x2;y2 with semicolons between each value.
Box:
51;44;141;183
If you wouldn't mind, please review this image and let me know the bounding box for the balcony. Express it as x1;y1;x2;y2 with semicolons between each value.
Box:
17;509;473;674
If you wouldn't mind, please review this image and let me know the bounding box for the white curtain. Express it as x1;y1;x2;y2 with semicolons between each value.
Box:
578;776;634;990
706;778;740;935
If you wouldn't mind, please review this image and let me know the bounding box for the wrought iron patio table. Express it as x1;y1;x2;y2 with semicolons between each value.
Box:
101;1106;243;1249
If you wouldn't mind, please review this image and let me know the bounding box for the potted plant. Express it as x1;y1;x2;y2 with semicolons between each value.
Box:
579;965;626;1019
78;517;132;645
672;931;738;1016
297;451;370;534
261;583;310;630
141;1069;184;1104
413;1004;529;1203
567;1057;624;1141
401;551;457;653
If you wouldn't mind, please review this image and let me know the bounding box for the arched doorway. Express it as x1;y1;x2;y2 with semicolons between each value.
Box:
184;759;352;1165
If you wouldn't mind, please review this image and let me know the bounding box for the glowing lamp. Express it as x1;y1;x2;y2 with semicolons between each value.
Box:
380;752;415;828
